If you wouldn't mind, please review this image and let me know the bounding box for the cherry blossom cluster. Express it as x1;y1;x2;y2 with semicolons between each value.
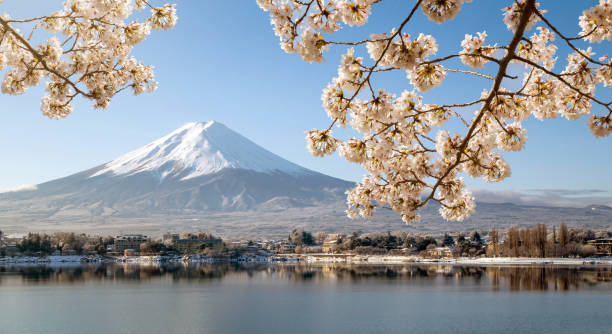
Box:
579;0;611;43
0;0;177;119
420;0;471;24
502;0;544;32
258;0;612;224
459;31;497;69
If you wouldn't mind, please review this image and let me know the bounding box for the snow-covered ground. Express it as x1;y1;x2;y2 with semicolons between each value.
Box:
443;257;612;266
0;255;95;264
304;255;612;265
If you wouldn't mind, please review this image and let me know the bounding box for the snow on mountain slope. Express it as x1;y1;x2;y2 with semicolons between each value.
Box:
0;121;353;215
91;121;309;180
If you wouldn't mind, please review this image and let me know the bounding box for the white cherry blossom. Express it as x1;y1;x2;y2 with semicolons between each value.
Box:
421;0;466;24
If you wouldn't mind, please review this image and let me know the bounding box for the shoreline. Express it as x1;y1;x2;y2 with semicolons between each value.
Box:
301;254;612;266
2;254;612;266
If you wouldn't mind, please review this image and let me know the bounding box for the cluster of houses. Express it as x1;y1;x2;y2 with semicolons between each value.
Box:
231;234;347;254
588;238;612;256
3;230;612;258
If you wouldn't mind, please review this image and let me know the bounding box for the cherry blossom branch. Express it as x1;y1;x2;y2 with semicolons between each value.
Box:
420;0;537;208
534;10;609;67
446;68;494;80
325;0;423;131
260;0;612;223
0;1;177;118
514;55;612;112
0;17;94;99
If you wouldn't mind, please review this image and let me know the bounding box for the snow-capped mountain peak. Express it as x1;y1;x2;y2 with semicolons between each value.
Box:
91;121;308;180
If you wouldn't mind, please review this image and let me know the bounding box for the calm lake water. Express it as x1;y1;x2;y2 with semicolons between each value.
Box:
1;263;612;334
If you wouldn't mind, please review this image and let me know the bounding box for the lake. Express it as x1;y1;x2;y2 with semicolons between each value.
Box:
1;263;611;334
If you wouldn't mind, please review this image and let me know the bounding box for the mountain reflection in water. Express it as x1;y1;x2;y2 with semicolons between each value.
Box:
2;263;612;291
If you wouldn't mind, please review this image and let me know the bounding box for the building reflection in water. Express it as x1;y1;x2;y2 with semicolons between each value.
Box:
1;263;611;291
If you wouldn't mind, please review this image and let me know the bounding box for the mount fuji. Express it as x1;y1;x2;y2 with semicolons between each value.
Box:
90;121;310;181
1;121;352;214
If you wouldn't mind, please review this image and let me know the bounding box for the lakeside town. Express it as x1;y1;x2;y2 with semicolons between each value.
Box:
2;223;612;265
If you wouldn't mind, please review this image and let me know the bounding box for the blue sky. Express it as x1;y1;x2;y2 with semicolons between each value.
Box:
0;1;610;204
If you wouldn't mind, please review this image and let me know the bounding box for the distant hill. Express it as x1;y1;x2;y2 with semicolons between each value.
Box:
585;204;612;211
